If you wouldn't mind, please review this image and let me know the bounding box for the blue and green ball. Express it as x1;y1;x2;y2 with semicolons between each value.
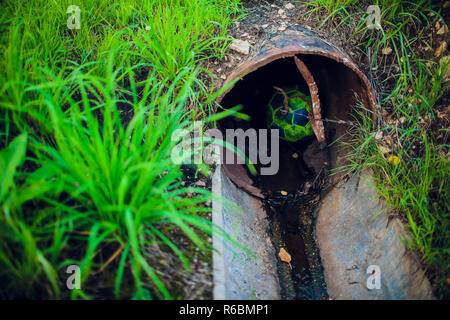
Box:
267;87;314;142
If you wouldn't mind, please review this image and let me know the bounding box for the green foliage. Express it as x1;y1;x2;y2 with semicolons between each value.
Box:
306;0;449;298
339;60;449;298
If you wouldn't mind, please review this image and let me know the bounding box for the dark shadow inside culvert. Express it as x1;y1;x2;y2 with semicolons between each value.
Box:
219;53;372;180
216;51;375;299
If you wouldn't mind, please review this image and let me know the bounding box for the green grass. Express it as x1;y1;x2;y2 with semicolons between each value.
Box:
304;0;358;27
0;0;245;299
309;0;450;298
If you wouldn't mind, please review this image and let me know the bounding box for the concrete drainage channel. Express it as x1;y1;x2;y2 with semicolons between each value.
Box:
211;27;436;300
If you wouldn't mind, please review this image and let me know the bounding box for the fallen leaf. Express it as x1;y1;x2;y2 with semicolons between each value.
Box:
437;24;449;35
384;136;394;146
278;248;291;264
382;46;392;55
388;155;401;166
280;190;288;196
285;3;295;10
435;41;448;58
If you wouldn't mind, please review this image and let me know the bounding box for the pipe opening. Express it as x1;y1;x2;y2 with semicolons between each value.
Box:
217;46;375;299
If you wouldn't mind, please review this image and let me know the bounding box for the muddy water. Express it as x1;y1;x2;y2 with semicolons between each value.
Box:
256;138;329;300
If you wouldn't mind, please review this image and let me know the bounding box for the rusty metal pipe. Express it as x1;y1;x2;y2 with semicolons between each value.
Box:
218;26;377;198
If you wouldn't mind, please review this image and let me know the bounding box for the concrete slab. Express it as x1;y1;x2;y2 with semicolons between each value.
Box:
315;171;435;300
212;165;281;300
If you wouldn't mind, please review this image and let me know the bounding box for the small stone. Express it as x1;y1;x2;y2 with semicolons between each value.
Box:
379;145;391;154
262;24;269;29
241;32;249;38
229;39;250;55
285;3;295;10
220;74;226;80
278;24;287;32
388;155;401;166
375;131;383;140
292;152;299;159
278;9;285;15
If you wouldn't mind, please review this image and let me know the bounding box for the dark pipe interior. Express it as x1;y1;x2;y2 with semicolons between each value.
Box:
219;54;369;180
218;54;371;300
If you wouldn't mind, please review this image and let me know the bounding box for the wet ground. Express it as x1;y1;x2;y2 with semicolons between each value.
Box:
257;138;329;300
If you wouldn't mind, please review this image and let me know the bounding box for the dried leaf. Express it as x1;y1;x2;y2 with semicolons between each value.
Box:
278;248;291;263
437;24;449;35
382;47;392;55
388;155;401;166
435;41;448;58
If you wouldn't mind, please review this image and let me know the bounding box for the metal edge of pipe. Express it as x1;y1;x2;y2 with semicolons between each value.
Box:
212;165;226;300
212;164;281;300
217;26;377;199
